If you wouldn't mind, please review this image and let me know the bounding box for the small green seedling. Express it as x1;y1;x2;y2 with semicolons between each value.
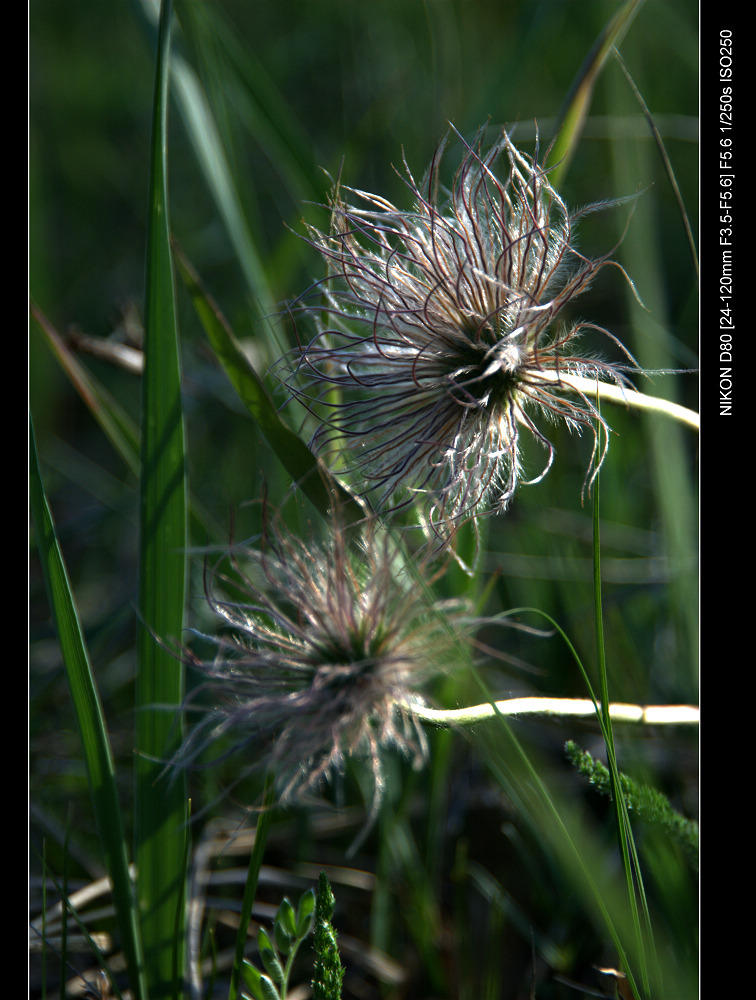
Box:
241;887;316;1000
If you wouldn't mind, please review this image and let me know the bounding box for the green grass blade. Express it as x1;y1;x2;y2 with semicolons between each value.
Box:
173;243;364;526
547;0;646;187
462;600;673;996
607;70;698;697
228;775;276;1000
175;0;324;210
30;302;223;547
29;415;146;1000
591;439;643;999
591;422;657;999
470;657;694;997
136;0;278;344
612;46;699;282
471;675;637;990
134;2;189;997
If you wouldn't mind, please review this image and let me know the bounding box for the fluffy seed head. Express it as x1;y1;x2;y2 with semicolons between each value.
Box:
281;126;635;540
176;504;463;825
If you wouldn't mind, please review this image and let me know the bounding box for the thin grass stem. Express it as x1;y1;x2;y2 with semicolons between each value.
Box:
228;774;276;1000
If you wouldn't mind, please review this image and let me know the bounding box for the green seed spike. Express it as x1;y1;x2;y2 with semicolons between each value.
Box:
565;741;699;870
311;872;344;1000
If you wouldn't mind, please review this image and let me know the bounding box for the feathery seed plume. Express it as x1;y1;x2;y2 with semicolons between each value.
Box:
282;126;636;540
176;503;464;828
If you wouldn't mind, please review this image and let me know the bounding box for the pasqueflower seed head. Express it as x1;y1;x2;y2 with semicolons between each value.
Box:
281;126;635;540
176;505;463;826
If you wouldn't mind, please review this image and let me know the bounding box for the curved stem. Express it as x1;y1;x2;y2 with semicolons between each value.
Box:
540;370;699;431
404;696;699;727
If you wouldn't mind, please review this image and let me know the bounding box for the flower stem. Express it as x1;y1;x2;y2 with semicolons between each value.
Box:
404;696;699;727
540;370;699;431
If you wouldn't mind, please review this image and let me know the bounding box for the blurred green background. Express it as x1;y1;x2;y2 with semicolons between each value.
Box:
30;2;698;998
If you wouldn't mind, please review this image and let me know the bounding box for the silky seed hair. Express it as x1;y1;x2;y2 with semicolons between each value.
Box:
280;125;637;544
175;501;467;829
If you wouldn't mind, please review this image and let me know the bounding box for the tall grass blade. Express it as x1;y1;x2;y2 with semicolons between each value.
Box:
612;46;699;281
228;775;275;1000
547;0;646;187
134;1;189;996
173;243;364;526
470;675;637;991
591;421;656;999
30;301;224;548
29;415;146;1000
609;102;698;697
136;0;278;346
175;0;324;211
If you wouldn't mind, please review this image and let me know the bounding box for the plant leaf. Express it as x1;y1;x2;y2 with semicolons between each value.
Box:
258;976;282;1000
295;888;316;939
29;414;146;1000
274;899;297;954
133;2;189;995
240;961;267;1000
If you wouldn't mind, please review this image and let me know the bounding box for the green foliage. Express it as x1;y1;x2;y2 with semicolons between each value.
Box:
133;3;189;996
29;1;698;997
30;416;145;999
311;872;344;1000
240;888;316;1000
565;741;699;870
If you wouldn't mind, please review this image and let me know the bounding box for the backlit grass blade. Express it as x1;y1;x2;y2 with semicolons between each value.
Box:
29;415;146;1000
134;2;189;997
547;0;646;187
